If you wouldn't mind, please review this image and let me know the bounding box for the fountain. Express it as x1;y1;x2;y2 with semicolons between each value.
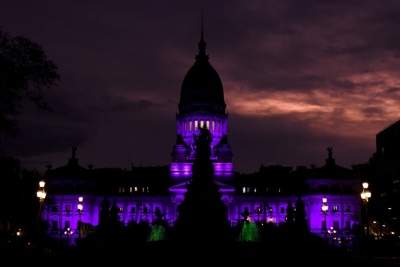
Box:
237;213;261;242
147;224;166;242
147;208;167;242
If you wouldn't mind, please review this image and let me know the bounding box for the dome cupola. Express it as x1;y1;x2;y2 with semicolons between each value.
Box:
178;27;226;115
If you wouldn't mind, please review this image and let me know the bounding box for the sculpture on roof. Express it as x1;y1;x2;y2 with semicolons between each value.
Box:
72;146;77;159
327;147;333;159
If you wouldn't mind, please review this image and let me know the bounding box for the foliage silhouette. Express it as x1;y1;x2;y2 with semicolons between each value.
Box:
0;28;60;136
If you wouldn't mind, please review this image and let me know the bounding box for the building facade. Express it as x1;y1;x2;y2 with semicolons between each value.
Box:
41;29;363;246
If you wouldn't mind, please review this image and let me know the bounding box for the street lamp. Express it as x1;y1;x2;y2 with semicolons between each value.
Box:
64;227;73;245
360;182;371;236
36;180;46;227
328;226;337;244
77;196;83;238
256;207;262;223
322;197;328;240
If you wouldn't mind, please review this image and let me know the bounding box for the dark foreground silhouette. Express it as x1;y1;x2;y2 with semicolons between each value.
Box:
2;231;398;267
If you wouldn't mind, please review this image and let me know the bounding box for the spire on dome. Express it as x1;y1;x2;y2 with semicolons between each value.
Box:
196;11;209;61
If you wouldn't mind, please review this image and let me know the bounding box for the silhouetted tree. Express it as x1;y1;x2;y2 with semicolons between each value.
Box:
98;196;110;228
0;28;60;136
286;200;295;225
294;196;308;233
109;200;122;230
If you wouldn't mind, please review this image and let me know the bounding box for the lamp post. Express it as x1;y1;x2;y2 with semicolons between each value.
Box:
64;227;73;245
256;207;261;223
322;197;328;240
77;196;83;238
36;180;46;228
360;182;371;237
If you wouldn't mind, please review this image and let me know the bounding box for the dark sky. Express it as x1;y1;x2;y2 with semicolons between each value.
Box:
1;0;400;174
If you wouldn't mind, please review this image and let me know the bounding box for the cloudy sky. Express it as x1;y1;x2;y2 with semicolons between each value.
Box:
1;0;400;174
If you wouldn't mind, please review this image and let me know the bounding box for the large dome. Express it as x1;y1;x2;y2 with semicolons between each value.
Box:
178;32;226;114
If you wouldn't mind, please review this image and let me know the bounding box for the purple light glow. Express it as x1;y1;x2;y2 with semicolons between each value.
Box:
170;162;234;181
38;25;362;247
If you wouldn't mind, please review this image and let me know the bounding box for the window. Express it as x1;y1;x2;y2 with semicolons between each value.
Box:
142;187;145;193
52;206;59;212
333;221;339;229
318;185;329;193
246;187;250;193
333;205;339;212
280;207;285;213
130;207;136;213
64;184;73;192
242;187;246;194
212;121;215;131
119;207;124;213
184;121;186;132
129;187;132;193
330;185;341;193
217;121;220;132
322;220;326;230
146;186;150;193
119;187;125;193
345;221;351;230
254;187;257;193
66;205;71;212
134;187;138;192
343;185;353;193
206;120;210;129
194;120;198;131
200;120;204;128
345;205;351;212
189;121;192;131
65;220;70;229
52;221;58;230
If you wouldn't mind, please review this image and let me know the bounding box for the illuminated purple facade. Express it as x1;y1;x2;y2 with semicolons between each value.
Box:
170;26;234;182
41;28;363;246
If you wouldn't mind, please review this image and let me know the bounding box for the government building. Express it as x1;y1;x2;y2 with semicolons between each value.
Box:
40;28;364;247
